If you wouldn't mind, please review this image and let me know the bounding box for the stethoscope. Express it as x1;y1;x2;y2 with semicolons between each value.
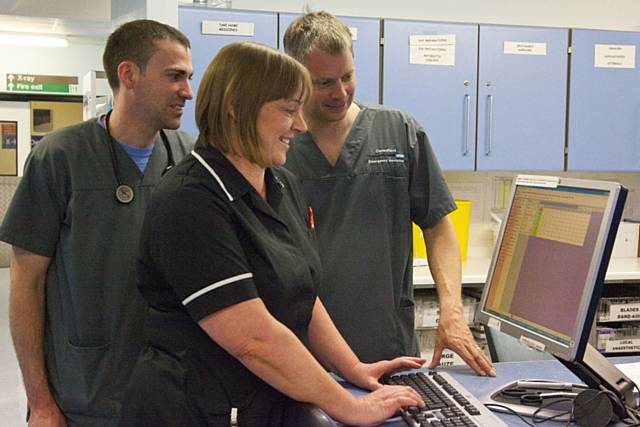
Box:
104;110;175;204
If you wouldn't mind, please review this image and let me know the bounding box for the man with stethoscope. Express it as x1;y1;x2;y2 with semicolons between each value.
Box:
0;20;194;426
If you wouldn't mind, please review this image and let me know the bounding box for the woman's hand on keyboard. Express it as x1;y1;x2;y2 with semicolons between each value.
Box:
344;357;426;391
336;384;425;426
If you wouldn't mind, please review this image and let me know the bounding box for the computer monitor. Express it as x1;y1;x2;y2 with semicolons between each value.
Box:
475;175;634;418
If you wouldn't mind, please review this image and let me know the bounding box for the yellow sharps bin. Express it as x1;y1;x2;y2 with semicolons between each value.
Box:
413;200;471;263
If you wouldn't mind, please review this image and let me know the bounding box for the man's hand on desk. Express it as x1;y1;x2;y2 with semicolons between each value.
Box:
345;357;426;391
429;308;496;377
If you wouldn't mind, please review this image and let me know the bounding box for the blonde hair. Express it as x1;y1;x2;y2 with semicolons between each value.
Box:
283;11;353;62
195;42;311;166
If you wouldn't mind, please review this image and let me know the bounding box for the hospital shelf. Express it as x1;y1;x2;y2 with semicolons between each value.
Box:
413;256;640;288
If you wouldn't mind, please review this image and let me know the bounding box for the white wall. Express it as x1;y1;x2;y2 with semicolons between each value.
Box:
0;0;109;22
231;0;640;31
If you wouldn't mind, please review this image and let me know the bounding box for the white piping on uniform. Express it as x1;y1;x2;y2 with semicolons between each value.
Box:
191;150;234;202
182;272;253;305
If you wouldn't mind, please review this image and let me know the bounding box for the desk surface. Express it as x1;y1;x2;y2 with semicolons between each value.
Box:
339;356;640;426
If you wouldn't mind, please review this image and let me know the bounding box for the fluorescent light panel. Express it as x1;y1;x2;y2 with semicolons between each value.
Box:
0;34;68;47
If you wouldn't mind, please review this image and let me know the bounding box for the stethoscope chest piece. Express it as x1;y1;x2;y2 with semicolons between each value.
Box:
104;110;174;205
115;184;135;204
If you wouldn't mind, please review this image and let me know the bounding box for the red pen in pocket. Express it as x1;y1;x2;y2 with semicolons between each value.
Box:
308;206;315;230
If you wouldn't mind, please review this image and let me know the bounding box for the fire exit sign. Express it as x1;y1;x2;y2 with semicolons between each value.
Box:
6;73;78;93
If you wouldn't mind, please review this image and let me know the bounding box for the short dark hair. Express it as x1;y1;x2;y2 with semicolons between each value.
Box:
196;41;311;167
103;19;190;92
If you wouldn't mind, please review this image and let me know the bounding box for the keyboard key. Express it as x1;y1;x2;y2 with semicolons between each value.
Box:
464;405;481;416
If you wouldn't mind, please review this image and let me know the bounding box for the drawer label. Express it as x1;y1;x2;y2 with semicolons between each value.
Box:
422;349;466;367
608;303;640;321
606;338;640;353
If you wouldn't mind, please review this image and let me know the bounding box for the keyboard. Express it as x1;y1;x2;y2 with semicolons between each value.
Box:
383;371;506;427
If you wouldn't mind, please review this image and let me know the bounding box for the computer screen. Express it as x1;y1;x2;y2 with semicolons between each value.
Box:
477;175;626;363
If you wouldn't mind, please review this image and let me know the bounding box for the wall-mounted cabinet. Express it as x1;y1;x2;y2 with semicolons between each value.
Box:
383;20;478;171
178;7;640;173
178;7;278;138
476;25;568;171
568;29;640;172
383;21;568;171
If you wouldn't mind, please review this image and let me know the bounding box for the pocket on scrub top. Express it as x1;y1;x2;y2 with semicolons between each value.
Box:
59;341;113;414
381;174;411;235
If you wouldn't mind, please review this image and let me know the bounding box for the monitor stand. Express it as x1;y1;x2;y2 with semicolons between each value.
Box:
480;344;638;421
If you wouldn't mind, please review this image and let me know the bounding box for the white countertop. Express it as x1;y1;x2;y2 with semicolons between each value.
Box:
413;256;640;287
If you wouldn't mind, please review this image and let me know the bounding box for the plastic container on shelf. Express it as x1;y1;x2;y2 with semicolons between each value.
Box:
450;200;471;261
414;294;477;328
413;199;472;264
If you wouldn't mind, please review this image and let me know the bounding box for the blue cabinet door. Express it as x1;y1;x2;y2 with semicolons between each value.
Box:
278;13;380;105
477;25;568;171
178;7;278;138
568;29;640;171
383;20;478;171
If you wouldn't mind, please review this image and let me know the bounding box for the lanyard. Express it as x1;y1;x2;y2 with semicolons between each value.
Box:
104;111;175;204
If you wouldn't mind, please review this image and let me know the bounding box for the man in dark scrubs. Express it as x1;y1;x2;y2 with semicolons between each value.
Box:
283;11;495;376
0;20;194;426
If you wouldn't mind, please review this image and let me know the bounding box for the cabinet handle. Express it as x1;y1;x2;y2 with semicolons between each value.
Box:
486;95;494;156
463;94;471;156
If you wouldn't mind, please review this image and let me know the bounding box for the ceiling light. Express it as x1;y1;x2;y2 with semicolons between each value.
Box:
0;34;68;47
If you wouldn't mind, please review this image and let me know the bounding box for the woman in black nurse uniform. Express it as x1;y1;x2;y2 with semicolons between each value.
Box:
119;41;425;427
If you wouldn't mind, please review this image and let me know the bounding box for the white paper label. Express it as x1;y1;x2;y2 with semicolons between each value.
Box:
519;335;546;352
409;34;456;66
504;41;547;56
608;303;640;321
487;317;502;330
202;21;255;37
515;174;560;188
348;27;358;41
422;349;466;367
594;44;636;69
606;338;640;353
410;34;456;46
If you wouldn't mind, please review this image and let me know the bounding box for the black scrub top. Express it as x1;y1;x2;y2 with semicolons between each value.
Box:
285;103;456;363
133;141;322;415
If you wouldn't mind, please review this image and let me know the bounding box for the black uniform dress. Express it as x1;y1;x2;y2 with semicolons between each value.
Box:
285;103;456;363
0;119;194;426
119;141;322;426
